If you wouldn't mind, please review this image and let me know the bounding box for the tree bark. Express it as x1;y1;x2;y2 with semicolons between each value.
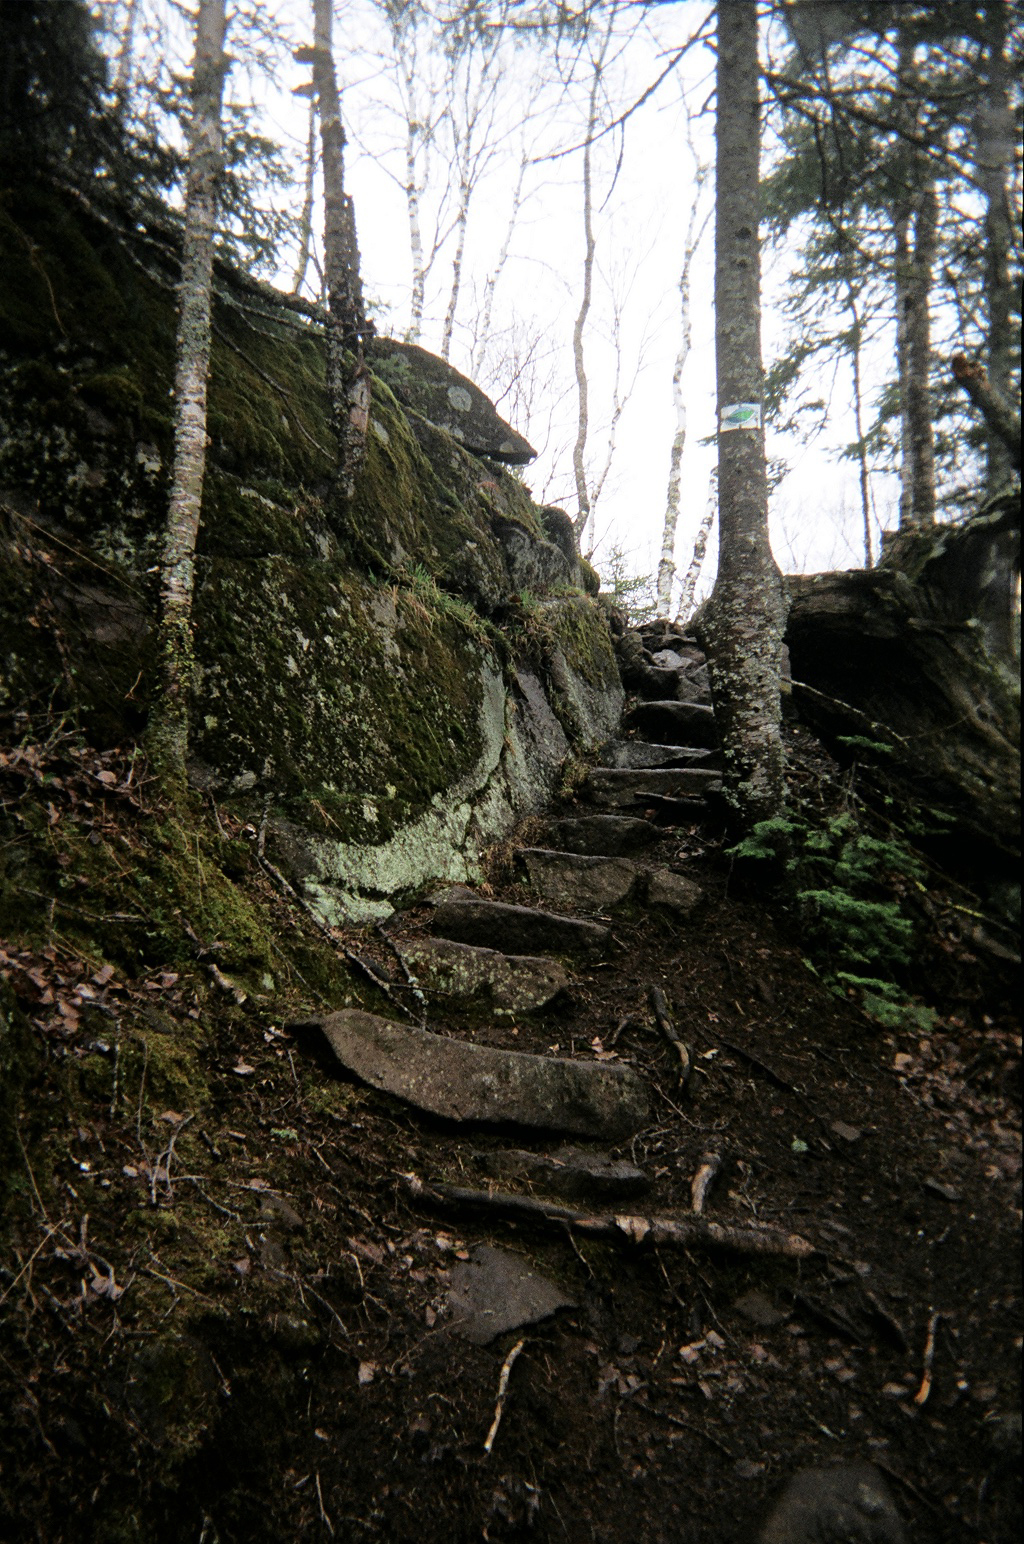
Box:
291;93;317;296
698;2;788;830
657;134;709;615
975;0;1016;491
906;177;938;526
309;0;370;501
148;0;228;782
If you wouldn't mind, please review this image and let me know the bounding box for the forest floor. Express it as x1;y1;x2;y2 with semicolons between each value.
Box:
0;726;1020;1544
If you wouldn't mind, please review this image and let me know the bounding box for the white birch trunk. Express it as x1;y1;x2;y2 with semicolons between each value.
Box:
657;141;709;615
149;0;228;780
674;469;717;625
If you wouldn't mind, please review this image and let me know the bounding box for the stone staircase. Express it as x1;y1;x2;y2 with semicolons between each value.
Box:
294;623;908;1542
300;620;728;1297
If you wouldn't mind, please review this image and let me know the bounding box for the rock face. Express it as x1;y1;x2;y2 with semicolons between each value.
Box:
758;1463;905;1544
585;766;722;809
516;850;641;911
536;815;661;856
313;1010;651;1138
366;337;536;464
0;191;626;928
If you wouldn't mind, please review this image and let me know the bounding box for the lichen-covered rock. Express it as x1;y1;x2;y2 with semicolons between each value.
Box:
366;337;535;463
0;190;626;925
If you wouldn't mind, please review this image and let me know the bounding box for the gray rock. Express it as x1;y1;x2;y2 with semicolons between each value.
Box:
315;1010;650;1137
633;664;685;699
432;898;610;955
758;1463;905;1544
624;700;719;747
535;815;660;857
538;506;579;569
446;1244;574;1345
644;868;703;915
585;766;722;809
600;740;717;770
650;649;686;670
398;936;571;1015
475;1147;651;1205
674;672;713;706
367;337;535;463
494;517;577;594
517;849;641;911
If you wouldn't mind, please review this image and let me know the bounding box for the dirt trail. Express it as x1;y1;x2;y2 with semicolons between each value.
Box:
0;641;1019;1543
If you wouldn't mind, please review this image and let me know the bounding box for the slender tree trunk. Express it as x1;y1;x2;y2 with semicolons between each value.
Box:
291;94;317;296
470;146;529;378
441;163;470;361
845;284;873;567
675;468;717;626
894;198;915;529
310;0;370;501
147;0;228;783
976;0;1016;491
906;176;938;525
571;17;613;544
571;95;596;541
401;47;428;344
699;1;788;830
657;147;709;614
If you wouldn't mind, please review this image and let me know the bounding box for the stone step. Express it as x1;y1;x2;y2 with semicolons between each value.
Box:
431;897;610;955
398;937;571;1015
517;848;703;917
585;766;722;810
535;814;660;856
307;1009;650;1138
623;700;719;748
599;740;718;770
517;849;640;910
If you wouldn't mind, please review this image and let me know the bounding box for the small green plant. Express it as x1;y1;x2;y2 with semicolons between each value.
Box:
405;566;493;646
729;806;933;1027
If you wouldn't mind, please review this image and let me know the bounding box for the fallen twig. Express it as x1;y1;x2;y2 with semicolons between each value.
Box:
913;1308;941;1406
484;1338;525;1455
208;963;247;1006
648;985;692;1091
375;924;428;1020
401;1175;815;1259
690;1150;722;1215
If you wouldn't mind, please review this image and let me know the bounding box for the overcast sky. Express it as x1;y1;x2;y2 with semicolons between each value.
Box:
125;0;904;598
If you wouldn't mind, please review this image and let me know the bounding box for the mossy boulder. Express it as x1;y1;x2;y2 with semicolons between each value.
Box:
0;187;623;921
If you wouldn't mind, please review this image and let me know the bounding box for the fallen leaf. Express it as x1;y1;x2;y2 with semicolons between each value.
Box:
893;1052;914;1072
232;1062;255;1076
159;1110;185;1125
232;1257;251;1277
92;964;115;987
357;1361;377;1386
615;1215;651;1244
95;770;117;786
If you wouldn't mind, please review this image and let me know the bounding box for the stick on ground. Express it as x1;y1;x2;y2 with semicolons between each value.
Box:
483;1338;525;1455
402;1175;814;1260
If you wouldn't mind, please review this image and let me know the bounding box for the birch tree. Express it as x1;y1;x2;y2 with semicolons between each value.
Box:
148;0;228;782
656;103;710;615
699;0;788;830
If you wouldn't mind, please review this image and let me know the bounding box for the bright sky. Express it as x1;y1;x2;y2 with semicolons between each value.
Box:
113;0;905;600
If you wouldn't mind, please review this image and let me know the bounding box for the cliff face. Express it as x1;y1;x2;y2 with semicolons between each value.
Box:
0;188;621;921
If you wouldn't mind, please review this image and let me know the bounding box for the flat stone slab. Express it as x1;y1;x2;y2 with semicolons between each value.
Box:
517;849;640;911
536;815;659;857
600;741;717;770
759;1463;905;1544
446;1244;574;1345
474;1147;652;1205
432;898;610;955
585;766;722;809
315;1010;650;1137
399;937;570;1015
624;700;719;748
